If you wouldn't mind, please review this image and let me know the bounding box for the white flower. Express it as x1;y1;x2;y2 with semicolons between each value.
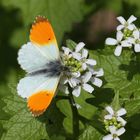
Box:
72;71;94;97
105;106;127;126
127;29;140;52
72;42;97;69
117;15;137;31
90;68;104;87
62;47;72;57
60;42;103;97
105;31;131;56
103;126;125;140
72;42;85;60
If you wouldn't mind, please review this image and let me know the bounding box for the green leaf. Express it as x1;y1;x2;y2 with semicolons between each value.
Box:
0;71;67;139
56;99;73;135
90;48;140;116
1;90;49;140
79;125;102;140
1;0;88;45
125;99;140;117
112;91;120;111
66;39;77;50
74;91;97;120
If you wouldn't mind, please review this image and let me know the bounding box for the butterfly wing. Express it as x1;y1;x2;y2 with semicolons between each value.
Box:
30;16;59;60
17;75;60;116
18;16;59;73
17;16;61;116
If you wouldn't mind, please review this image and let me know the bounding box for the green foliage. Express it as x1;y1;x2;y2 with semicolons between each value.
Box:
79;126;102;140
1;0;140;139
1;0;87;46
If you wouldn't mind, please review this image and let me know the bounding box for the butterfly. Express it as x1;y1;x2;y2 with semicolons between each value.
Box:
17;16;64;116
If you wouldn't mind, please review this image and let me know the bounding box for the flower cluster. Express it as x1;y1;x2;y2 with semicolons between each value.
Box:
103;106;127;140
59;42;104;97
105;15;140;56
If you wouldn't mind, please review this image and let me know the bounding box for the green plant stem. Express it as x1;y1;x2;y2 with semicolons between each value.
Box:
68;87;79;139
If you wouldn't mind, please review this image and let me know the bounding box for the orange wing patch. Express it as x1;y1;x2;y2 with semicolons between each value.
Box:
27;90;54;116
30;16;56;46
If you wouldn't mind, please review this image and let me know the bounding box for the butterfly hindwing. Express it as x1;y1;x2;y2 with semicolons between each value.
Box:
17;75;60;116
27;90;54;116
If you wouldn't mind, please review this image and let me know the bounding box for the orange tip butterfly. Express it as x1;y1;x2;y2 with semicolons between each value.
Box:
17;16;63;116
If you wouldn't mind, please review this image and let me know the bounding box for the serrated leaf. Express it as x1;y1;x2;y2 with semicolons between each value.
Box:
79;125;102;140
0;71;68;139
125;99;140;117
1;92;49;140
74;91;97;120
90;48;140;116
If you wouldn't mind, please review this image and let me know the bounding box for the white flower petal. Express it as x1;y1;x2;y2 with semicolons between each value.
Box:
117;25;124;31
82;49;88;58
96;68;104;77
103;134;113;140
117;16;126;25
63;79;68;84
88;66;94;73
72;86;81;97
127;15;137;24
105;106;114;115
134;44;140;52
62;47;71;55
92;68;104;77
109;126;117;134
121;40;131;47
82;83;94;93
82;63;87;70
105;38;117;45
82;71;92;83
86;59;97;66
133;30;140;39
72;71;81;77
127;37;135;44
75;42;85;52
104;114;113;120
114;137;120;140
114;45;122;56
127;24;135;30
116;127;125;136
91;77;103;87
117;117;127;126
117;108;127;116
72;52;81;60
69;78;79;87
116;31;123;41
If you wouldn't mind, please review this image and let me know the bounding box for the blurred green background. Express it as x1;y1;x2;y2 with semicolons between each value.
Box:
1;0;140;139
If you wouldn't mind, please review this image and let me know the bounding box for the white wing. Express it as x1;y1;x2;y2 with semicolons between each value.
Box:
17;42;60;73
17;74;59;98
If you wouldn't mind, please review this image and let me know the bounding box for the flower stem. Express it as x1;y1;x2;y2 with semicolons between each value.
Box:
68;87;79;139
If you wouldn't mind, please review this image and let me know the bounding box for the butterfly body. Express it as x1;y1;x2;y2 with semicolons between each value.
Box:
28;60;64;77
17;16;62;116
